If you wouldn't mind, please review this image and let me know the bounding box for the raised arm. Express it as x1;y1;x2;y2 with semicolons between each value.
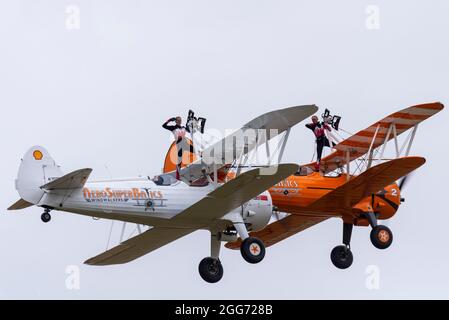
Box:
162;118;177;131
305;123;316;131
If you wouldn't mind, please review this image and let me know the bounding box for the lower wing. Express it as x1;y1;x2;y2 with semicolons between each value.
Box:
227;156;425;249
85;227;194;266
225;214;327;250
86;164;298;265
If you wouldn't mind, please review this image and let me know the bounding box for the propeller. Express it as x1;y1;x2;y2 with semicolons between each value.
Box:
380;173;413;227
398;172;414;203
398;174;410;191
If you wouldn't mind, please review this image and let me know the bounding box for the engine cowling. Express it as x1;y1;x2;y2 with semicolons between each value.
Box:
241;191;273;232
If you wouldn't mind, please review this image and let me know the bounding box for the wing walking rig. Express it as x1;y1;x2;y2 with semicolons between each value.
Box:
305;102;444;176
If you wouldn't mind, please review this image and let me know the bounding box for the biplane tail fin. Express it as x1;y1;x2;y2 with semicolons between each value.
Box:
162;140;231;185
163;139;197;174
13;146;64;207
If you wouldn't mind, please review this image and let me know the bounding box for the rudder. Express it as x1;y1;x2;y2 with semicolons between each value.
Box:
16;146;63;205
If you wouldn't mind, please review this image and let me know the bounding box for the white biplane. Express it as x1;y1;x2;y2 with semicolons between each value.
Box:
8;105;317;283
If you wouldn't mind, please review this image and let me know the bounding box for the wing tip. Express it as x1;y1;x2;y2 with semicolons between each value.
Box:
399;156;426;166
418;101;445;111
7;199;33;211
415;156;426;167
84;257;109;266
286;104;319;117
411;101;445;114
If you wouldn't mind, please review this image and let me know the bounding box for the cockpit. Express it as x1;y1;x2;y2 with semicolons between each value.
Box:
294;166;342;178
152;174;178;186
294;166;314;176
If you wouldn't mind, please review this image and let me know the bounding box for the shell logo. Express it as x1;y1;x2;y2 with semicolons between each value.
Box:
33;150;43;161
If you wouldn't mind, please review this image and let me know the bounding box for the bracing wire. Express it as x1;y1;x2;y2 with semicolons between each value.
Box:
338;127;355;137
311;141;316;162
104;163;115;250
106;221;114;251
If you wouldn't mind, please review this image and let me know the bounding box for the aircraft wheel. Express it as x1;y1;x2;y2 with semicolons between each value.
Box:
41;212;51;223
240;237;266;264
370;225;393;250
330;245;353;269
198;258;223;283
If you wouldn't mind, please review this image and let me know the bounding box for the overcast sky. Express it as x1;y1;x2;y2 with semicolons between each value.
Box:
0;0;448;299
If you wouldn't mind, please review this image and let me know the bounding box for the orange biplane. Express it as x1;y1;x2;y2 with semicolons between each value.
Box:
165;102;443;270
226;102;443;269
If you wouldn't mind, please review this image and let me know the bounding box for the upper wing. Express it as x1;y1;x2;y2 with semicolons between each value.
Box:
306;102;443;173
85;164;299;265
85;227;194;266
303;156;425;215
40;168;92;190
176;105;317;184
7;198;33;211
225;215;328;250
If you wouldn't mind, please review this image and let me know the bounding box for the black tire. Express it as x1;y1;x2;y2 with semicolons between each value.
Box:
330;245;353;269
370;225;393;250
198;258;223;283
240;237;266;264
41;212;51;223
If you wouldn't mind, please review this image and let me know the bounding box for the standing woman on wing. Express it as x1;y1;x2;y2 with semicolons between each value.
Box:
306;115;333;171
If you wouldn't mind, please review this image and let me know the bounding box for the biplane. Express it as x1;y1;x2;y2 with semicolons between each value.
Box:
162;102;443;270
8;105;317;283
223;102;444;269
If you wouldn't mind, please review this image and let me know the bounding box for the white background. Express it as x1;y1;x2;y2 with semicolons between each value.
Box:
0;0;448;299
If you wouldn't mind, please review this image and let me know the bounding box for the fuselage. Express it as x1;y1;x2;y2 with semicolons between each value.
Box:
268;172;401;224
39;178;213;228
57;169;402;230
39;177;273;231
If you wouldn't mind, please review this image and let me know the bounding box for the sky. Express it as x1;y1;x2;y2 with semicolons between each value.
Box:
0;0;448;299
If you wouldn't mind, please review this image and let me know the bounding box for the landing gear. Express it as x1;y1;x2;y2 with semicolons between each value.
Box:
41;209;51;223
331;222;353;269
198;257;223;283
199;232;224;283
198;220;267;283
366;212;393;250
370;225;393;249
234;222;266;264
330;213;394;269
240;237;266;264
331;245;353;269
